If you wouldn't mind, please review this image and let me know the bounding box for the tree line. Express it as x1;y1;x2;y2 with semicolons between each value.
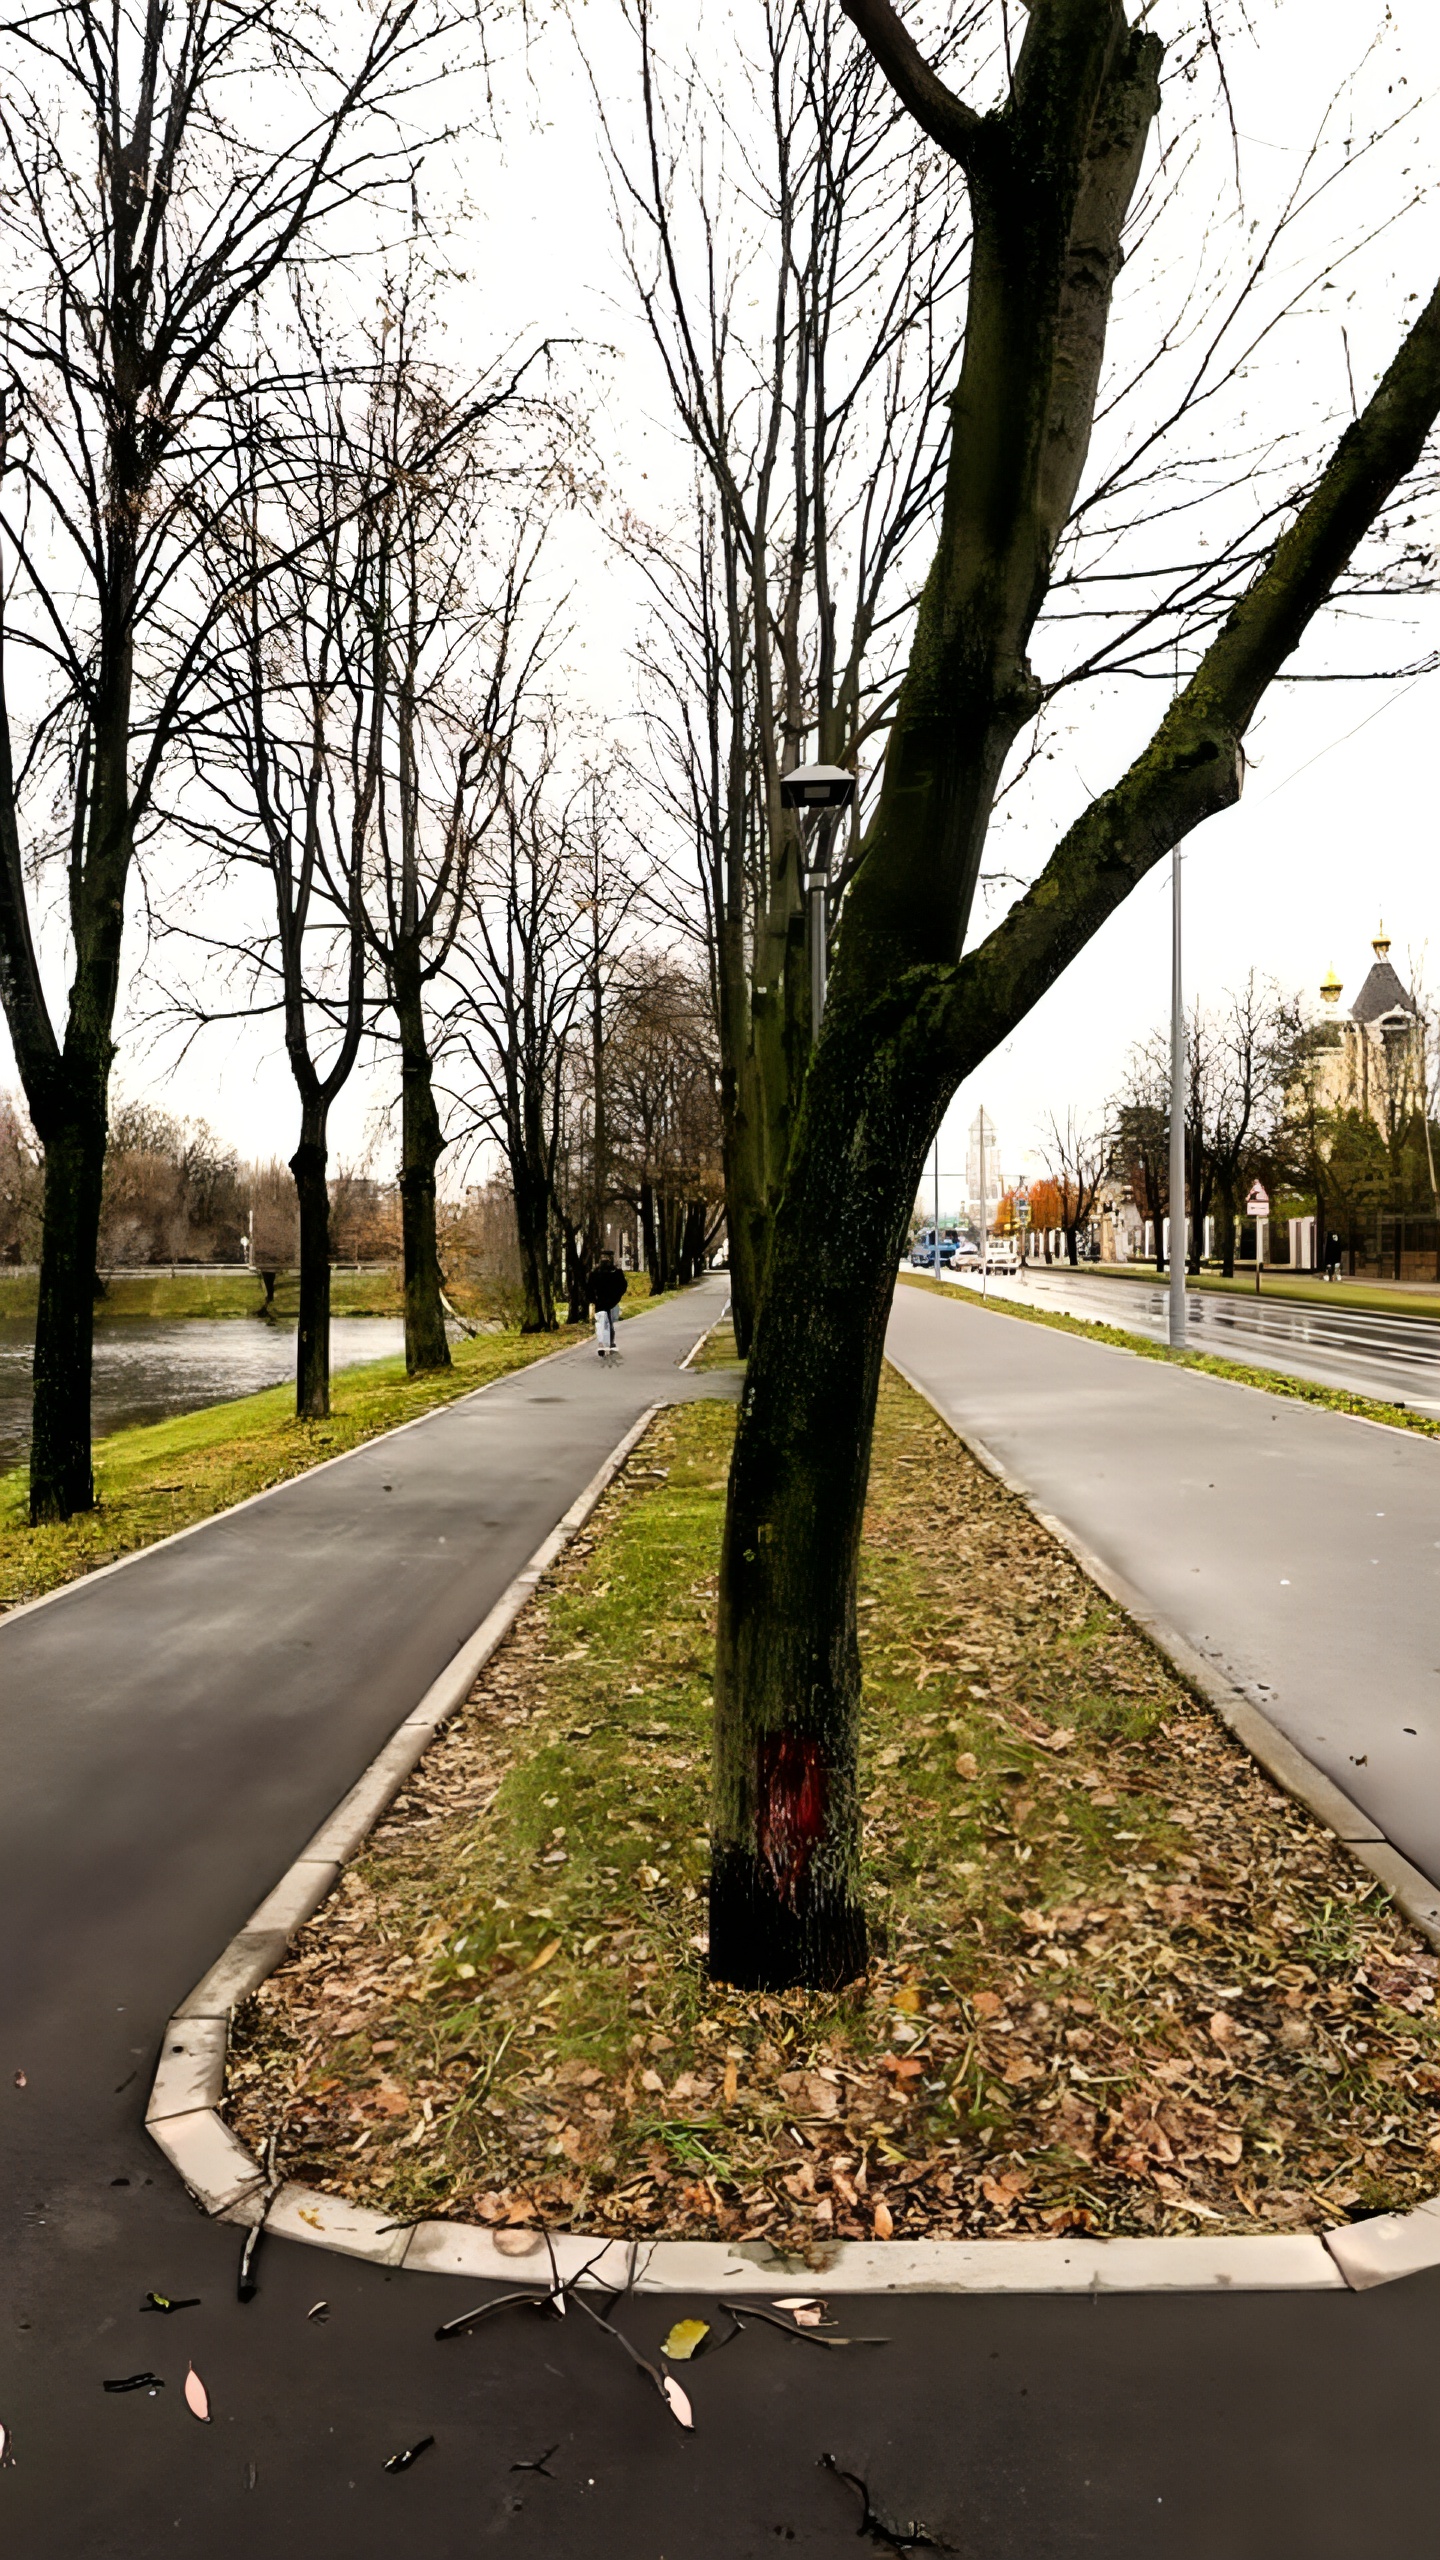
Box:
4;0;1440;1994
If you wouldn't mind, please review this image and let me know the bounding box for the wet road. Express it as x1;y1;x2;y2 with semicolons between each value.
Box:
946;1266;1440;1408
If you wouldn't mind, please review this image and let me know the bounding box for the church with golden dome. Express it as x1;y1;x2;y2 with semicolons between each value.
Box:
1312;927;1426;1132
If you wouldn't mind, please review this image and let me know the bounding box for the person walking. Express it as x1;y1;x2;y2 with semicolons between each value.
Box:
587;1248;627;1359
1324;1230;1343;1283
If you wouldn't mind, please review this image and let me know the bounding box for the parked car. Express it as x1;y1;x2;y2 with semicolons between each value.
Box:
980;1241;1020;1274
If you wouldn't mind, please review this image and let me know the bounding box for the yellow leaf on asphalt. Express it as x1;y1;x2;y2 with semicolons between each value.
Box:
661;2319;709;2362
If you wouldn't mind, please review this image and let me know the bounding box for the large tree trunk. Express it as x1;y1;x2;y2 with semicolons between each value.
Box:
1220;1189;1236;1277
289;1120;333;1420
29;1104;108;1521
394;960;451;1376
512;1156;556;1332
710;1021;936;1986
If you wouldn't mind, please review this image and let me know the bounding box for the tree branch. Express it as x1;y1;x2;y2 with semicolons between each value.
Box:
836;0;983;170
940;266;1440;1076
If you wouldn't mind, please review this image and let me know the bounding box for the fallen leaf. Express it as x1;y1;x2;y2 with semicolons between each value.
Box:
872;2200;894;2239
184;2365;210;2423
971;1991;1005;2018
722;2059;738;2105
661;2319;709;2362
892;1986;921;2016
955;1753;979;1780
306;2301;330;2322
141;2292;199;2315
661;2377;694;2430
12;2072;25;2089
383;2435;435;2473
525;1940;562;1976
0;2420;10;2466
639;2067;665;2094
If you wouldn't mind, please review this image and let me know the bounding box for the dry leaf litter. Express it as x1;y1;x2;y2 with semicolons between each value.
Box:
226;1359;1440;2256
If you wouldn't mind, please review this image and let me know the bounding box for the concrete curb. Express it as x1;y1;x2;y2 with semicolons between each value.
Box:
144;1322;1438;2297
887;1350;1440;2294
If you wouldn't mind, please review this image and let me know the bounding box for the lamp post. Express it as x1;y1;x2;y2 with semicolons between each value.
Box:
1016;1178;1030;1280
1168;844;1186;1349
779;762;858;1038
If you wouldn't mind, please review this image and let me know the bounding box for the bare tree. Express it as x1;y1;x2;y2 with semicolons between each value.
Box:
346;281;559;1373
451;745;593;1330
1040;1110;1108;1266
0;0;460;1518
607;956;725;1291
708;0;1440;1990
608;0;974;1347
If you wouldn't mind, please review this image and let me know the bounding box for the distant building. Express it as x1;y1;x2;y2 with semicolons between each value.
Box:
965;1110;1003;1223
1312;928;1426;1132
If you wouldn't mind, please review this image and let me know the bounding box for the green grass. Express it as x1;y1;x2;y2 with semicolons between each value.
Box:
0;1280;676;1611
896;1269;1440;1439
228;1370;1440;2249
0;1267;406;1322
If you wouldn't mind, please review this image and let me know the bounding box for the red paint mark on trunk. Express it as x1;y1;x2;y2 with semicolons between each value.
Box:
757;1735;826;1907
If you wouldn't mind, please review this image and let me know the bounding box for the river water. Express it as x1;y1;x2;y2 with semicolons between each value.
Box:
0;1317;406;1476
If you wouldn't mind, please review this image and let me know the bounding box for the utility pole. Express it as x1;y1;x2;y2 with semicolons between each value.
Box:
1169;845;1186;1349
978;1108;991;1303
934;1132;942;1282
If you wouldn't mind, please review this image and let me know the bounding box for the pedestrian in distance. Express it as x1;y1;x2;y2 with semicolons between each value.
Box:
587;1249;627;1359
1325;1231;1343;1282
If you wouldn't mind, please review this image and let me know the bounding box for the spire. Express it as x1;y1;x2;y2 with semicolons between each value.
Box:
1319;968;1342;1007
1373;921;1391;961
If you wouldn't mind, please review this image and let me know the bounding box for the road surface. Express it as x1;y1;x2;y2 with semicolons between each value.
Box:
4;1274;1440;2555
889;1282;1440;1890
933;1264;1440;1409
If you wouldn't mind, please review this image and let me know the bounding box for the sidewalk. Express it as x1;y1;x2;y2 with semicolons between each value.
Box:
887;1284;1440;1891
6;1272;1440;2556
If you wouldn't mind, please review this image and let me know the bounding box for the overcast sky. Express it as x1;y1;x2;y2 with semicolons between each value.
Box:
5;0;1440;1208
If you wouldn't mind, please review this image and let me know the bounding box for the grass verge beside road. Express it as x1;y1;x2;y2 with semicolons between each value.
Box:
226;1354;1440;2253
898;1270;1440;1441
0;1286;674;1613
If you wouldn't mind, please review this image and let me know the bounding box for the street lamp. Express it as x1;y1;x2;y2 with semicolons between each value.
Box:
1168;844;1186;1348
780;762;858;1038
1015;1178;1030;1279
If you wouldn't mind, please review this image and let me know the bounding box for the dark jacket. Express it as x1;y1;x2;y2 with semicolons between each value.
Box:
588;1263;628;1313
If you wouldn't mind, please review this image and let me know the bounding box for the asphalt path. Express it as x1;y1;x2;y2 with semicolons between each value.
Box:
6;1272;1440;2555
940;1263;1440;1409
889;1282;1440;1890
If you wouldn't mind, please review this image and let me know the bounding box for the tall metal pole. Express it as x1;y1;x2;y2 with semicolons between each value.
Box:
933;1131;941;1281
1168;845;1186;1348
979;1109;990;1303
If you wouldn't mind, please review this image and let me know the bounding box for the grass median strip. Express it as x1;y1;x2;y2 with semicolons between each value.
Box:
0;1286;671;1612
897;1270;1440;1440
225;1347;1440;2255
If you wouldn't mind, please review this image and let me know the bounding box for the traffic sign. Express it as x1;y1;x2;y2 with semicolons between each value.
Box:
1246;1181;1270;1217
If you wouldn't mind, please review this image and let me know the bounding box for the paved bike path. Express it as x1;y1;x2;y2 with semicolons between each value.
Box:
888;1283;1440;1890
5;1274;1440;2556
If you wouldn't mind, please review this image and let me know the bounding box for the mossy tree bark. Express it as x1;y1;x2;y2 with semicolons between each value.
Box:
710;0;1440;1990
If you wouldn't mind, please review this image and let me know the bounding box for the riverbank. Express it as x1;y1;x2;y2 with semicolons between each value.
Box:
224;1353;1440;2251
0;1267;404;1322
0;1289;669;1612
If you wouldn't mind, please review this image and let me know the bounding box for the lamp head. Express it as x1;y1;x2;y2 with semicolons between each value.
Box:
779;762;856;812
